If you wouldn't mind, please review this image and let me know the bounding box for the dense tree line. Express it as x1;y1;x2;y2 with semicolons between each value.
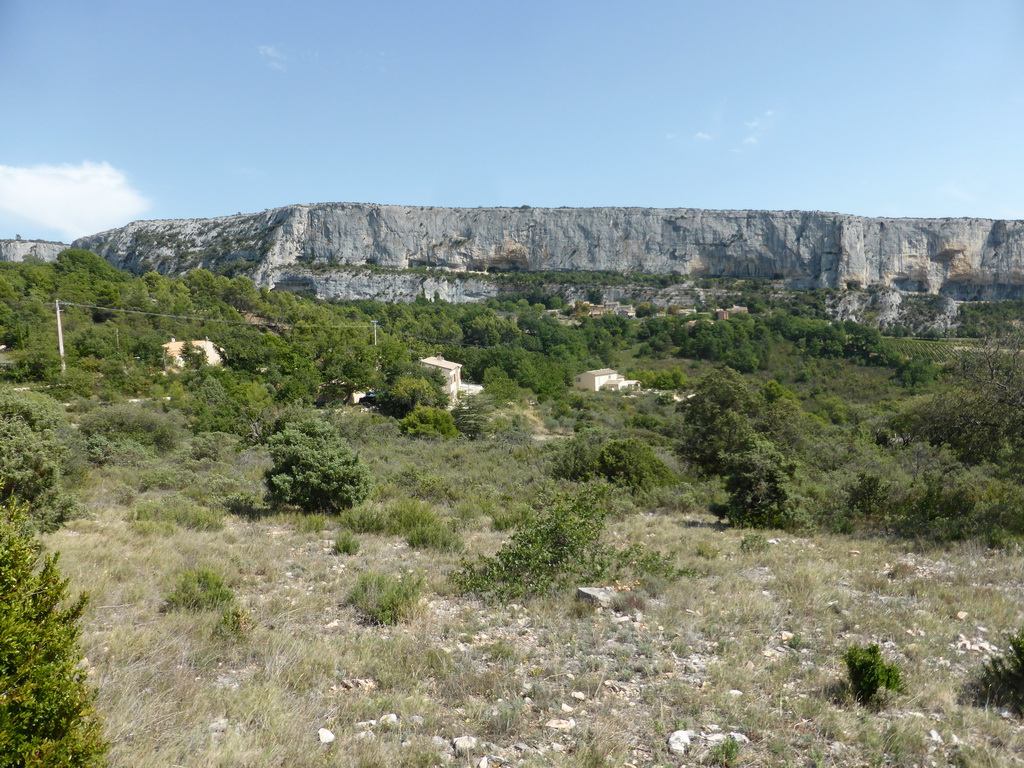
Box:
3;249;1024;547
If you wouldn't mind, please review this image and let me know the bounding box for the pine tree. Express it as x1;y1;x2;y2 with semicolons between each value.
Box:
0;500;107;766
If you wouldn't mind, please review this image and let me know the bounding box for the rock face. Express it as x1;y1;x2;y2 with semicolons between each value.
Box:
72;203;1024;301
0;240;68;263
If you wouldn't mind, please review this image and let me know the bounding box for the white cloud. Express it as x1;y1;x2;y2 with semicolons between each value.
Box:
694;132;712;140
0;162;149;240
738;109;778;149
258;45;288;71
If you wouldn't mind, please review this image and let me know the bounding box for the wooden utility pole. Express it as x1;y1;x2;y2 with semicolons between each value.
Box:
55;300;66;373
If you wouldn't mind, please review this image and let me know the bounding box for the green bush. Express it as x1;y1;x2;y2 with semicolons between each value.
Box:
721;437;804;529
978;629;1024;714
163;568;236;613
844;643;906;705
265;418;372;514
78;404;184;451
454;486;677;602
84;433;154;466
0;387;79;529
293;513;326;534
346;571;422;625
708;736;742;767
739;532;770;554
0;500;108;765
215;607;254;639
398;405;459;439
220;491;267;519
333;530;360;556
451;394;494;438
405;519;463;553
338;504;389;534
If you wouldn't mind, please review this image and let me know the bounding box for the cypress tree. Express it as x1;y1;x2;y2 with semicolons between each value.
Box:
0;500;107;766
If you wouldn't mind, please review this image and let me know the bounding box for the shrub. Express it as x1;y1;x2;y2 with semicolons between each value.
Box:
844;643;906;705
77;404;183;451
0;387;79;529
454;486;677;602
595;438;675;492
552;435;674;492
977;629;1024;714
186;431;240;462
405;519;463;553
708;736;742;767
346;571;422;625
739;532;770;554
333;530;360;556
398;405;459;439
293;513;326;534
220;491;267;519
451;394;494;438
215;607;254;639
0;500;108;765
721;437;804;529
265;418;372;514
163;568;236;613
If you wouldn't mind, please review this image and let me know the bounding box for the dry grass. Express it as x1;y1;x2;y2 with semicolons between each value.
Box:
42;445;1024;767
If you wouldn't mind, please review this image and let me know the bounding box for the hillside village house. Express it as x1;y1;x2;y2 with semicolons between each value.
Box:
162;338;223;368
420;356;462;402
574;368;640;392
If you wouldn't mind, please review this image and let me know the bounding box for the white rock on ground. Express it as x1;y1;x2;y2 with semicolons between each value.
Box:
668;729;695;754
576;586;617;608
452;736;479;755
317;728;335;744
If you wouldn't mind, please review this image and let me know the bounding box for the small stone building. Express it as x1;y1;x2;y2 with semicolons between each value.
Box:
162;338;223;368
573;368;639;392
420;356;463;402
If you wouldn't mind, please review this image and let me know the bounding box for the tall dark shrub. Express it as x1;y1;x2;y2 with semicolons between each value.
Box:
265;418;372;513
0;500;107;765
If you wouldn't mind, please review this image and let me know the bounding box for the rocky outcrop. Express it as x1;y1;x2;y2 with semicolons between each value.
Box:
73;203;1024;301
0;240;68;263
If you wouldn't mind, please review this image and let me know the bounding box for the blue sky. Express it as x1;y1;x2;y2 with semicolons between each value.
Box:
2;0;1023;242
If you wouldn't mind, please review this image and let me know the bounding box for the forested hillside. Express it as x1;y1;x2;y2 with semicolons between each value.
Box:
3;249;1024;766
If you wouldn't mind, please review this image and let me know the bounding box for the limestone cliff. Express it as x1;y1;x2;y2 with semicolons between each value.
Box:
72;203;1024;301
0;240;68;263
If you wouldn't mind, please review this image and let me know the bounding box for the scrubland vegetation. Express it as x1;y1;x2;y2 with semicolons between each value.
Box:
3;250;1024;766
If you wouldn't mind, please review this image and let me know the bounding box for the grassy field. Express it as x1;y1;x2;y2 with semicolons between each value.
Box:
44;417;1024;768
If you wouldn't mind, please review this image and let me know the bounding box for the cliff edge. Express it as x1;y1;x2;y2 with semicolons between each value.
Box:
0;240;69;263
73;204;1024;301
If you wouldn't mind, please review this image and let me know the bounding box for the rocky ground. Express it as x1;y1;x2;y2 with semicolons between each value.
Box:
48;481;1024;767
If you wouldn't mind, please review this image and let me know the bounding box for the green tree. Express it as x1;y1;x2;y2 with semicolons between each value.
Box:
722;437;802;529
482;366;521;405
676;367;760;475
377;375;443;418
596;438;674;492
265;418;372;513
451;394;494;439
0;500;107;766
0;388;77;529
399;405;459;439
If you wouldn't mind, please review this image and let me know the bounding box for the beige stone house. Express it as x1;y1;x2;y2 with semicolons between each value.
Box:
573;368;639;392
162;338;223;368
420;356;463;402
